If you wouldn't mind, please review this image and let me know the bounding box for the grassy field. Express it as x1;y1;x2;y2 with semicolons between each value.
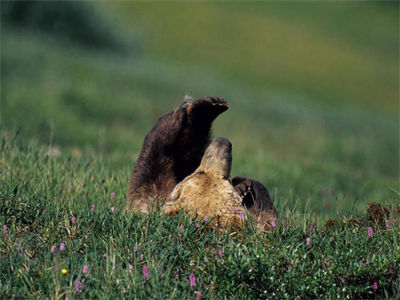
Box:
1;136;399;298
1;1;399;298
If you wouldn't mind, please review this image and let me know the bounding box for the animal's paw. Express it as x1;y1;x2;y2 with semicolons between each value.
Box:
186;97;229;122
232;176;254;200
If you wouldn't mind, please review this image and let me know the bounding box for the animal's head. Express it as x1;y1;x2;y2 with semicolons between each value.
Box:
199;137;232;178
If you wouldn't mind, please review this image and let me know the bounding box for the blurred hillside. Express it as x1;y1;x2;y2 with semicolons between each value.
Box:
1;1;398;216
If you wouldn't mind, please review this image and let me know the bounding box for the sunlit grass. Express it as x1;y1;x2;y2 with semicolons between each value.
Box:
2;28;397;215
1;3;399;297
1;135;399;298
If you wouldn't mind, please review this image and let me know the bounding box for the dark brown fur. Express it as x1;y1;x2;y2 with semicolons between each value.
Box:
127;97;228;212
232;176;277;230
127;96;277;230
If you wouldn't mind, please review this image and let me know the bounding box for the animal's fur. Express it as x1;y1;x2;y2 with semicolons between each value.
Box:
232;176;277;231
164;137;246;229
126;96;277;231
127;97;228;213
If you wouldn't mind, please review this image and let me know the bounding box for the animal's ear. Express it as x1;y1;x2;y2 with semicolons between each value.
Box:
166;183;183;204
163;202;179;216
163;188;180;216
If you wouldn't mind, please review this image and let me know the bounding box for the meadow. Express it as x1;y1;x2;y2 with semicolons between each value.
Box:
1;1;399;298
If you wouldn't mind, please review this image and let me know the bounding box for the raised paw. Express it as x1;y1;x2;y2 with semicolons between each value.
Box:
232;177;253;199
186;97;229;124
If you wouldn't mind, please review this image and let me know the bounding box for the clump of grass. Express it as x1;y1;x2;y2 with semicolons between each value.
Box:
1;134;399;298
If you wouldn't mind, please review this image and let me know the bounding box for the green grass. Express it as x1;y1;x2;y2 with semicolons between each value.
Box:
1;2;399;298
1;26;398;217
1;136;399;298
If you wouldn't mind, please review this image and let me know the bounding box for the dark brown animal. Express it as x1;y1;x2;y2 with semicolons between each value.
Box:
127;96;228;212
127;96;277;230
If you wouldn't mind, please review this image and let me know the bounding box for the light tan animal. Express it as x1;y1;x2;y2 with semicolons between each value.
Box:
164;137;247;229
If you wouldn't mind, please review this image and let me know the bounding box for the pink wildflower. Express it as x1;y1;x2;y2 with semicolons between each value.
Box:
134;247;138;253
3;224;7;235
71;216;76;224
51;244;57;253
91;204;95;213
82;265;88;274
386;220;390;230
218;249;224;258
306;237;311;246
368;227;373;238
189;273;196;287
143;265;149;279
373;281;378;291
196;291;201;300
180;224;183;230
271;221;276;228
111;192;115;199
196;223;200;228
204;214;209;222
75;280;82;292
60;242;66;251
111;206;115;213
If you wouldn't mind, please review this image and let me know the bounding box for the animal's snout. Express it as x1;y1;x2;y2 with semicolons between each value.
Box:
213;137;232;151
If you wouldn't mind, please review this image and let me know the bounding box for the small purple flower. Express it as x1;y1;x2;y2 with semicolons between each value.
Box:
368;227;373;238
180;224;183;230
233;206;237;213
129;264;133;274
306;237;311;246
75;280;82;292
140;254;144;261
3;224;7;235
82;265;88;274
143;265;149;279
111;192;115;199
386;219;390;231
218;249;224;258
189;273;196;287
60;242;66;251
196;223;200;228
111;206;115;213
91;204;95;213
204;215;209;222
196;291;201;300
239;211;244;220
373;281;378;291
271;221;276;228
71;216;76;224
51;244;57;253
134;247;138;253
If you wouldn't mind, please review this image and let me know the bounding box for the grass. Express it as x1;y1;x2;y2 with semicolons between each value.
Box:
1;135;399;298
1;1;399;298
1;28;398;217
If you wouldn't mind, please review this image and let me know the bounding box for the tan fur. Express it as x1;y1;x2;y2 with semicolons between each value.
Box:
164;137;246;230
